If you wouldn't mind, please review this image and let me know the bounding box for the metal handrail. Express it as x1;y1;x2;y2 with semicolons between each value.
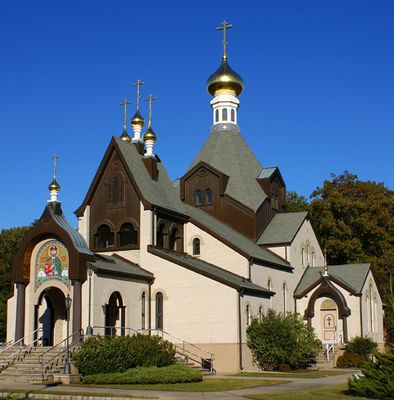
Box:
326;331;342;361
91;325;139;336
138;328;215;372
39;329;84;377
0;328;42;355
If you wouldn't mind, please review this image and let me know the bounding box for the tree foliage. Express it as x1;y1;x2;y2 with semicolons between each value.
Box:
246;309;321;370
0;226;31;342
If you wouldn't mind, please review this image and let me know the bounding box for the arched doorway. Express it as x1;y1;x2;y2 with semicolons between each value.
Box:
35;287;66;346
105;292;125;336
320;298;338;343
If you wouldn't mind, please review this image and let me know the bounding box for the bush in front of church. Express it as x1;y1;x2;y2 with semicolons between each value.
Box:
82;364;202;384
347;345;394;398
336;351;366;368
246;309;321;371
345;336;378;359
73;334;176;376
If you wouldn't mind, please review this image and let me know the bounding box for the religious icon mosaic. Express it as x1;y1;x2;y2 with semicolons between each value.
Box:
35;240;69;286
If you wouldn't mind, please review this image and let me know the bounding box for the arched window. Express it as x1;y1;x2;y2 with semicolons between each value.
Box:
215;109;219;122
156;292;163;330
157;223;166;248
301;248;305;266
231;109;235;122
96;224;114;249
311;251;315;267
369;284;374;332
205;189;212;205
141;292;146;330
306;244;310;265
267;279;272;291
119;222;138;246
192;238;200;255
259;306;263;321
283;282;287;313
246;305;251;326
195;190;202;206
222;108;228;121
170;228;179;251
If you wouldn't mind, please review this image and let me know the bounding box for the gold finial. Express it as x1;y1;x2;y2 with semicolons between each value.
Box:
145;94;157;128
216;20;233;60
120;97;131;142
49;153;61;193
132;80;144;112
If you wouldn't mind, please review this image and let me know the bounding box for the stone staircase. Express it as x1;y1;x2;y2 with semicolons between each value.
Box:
0;346;67;383
175;354;214;375
314;345;344;369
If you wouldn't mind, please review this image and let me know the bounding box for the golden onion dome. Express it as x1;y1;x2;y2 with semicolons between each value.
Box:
143;126;157;142
130;110;145;126
207;58;244;96
48;177;60;192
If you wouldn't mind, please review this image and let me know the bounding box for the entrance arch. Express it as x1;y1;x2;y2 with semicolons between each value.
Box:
35;287;66;346
105;291;125;336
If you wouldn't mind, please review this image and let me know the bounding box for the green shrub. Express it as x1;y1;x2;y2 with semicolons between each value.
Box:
82;364;202;385
72;334;175;375
345;336;377;358
347;345;394;398
336;351;366;368
246;309;321;370
278;363;291;372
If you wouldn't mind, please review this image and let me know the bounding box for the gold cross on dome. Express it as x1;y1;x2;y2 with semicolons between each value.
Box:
216;20;233;60
120;97;131;126
145;94;157;127
132;80;144;111
52;153;59;180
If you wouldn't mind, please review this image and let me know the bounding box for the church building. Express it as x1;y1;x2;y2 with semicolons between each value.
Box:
6;22;384;374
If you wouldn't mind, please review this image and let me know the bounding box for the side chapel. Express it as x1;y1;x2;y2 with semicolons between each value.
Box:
6;21;384;373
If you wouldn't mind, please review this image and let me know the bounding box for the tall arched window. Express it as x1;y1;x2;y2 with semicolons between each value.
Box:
119;222;138;246
195;190;202;206
259;306;263;321
141;292;146;330
246;305;251;326
283;282;287;313
301;248;305;266
311;251;315;267
306;244;310;265
193;238;200;255
156;292;163;330
222;108;228;121
157;223;166;248
205;189;212;205
215;109;219;122
231;109;235;122
96;224;114;249
369;284;374;332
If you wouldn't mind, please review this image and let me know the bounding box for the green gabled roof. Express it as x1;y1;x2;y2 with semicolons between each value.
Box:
294;263;371;297
257;211;308;246
148;246;273;298
187;124;266;211
184;203;292;271
115;138;185;215
88;253;154;281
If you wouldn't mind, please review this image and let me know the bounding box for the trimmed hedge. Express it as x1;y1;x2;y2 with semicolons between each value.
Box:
82;364;203;385
73;334;175;376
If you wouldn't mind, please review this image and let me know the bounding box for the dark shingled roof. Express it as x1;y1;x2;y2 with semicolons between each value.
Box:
184;204;292;271
88;254;154;281
294;263;371;297
115;138;185;215
187;124;266;211
47;202;93;256
148;246;273;298
257;211;308;246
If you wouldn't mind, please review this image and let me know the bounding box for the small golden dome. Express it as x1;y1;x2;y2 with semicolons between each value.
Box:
207;58;244;96
120;130;131;142
131;110;145;126
49;177;60;192
143;126;157;142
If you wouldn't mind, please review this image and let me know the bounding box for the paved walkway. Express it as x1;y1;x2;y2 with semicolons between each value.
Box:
0;372;355;400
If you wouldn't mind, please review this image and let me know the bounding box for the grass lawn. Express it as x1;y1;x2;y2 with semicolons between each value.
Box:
76;378;289;392
237;369;356;379
244;383;368;400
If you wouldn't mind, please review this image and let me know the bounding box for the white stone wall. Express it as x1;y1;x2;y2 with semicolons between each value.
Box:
185;222;249;277
6;288;16;343
77;205;90;243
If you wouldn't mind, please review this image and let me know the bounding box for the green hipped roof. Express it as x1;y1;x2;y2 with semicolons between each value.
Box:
148;246;272;298
294;263;371;297
115;138;186;215
187;124;266;211
257;211;308;246
184;203;292;270
88;254;153;281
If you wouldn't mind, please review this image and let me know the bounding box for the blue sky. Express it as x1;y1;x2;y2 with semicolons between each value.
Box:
0;0;393;230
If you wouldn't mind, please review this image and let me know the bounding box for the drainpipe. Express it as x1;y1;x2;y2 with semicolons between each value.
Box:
238;290;244;371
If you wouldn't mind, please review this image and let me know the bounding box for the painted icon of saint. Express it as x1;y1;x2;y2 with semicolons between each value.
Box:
44;245;62;276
